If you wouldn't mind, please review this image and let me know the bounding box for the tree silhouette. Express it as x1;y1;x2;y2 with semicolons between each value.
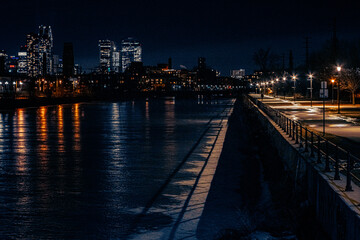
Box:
340;68;360;104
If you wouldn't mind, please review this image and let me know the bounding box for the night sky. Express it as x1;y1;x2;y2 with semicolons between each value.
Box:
1;0;360;75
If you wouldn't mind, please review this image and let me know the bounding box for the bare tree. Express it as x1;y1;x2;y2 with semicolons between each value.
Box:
340;68;360;104
253;48;281;82
253;48;271;72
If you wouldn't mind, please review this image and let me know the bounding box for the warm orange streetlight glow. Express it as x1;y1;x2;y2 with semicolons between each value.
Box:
337;66;342;72
331;79;335;83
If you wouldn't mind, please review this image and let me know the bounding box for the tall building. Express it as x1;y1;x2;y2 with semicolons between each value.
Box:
63;42;74;77
121;37;141;72
38;25;53;75
99;40;119;73
112;50;120;73
17;46;28;75
231;69;245;79
0;50;7;75
26;33;40;77
26;25;54;77
52;55;60;75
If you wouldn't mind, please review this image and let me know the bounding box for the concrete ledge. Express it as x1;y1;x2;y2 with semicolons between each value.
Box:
244;96;360;240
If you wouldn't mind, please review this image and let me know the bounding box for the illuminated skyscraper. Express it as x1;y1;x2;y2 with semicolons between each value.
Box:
121;38;141;72
26;25;54;77
112;50;120;73
99;40;120;73
38;25;53;75
17;46;28;75
26;33;40;77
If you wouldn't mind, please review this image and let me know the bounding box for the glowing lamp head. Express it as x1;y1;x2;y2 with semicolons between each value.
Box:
337;66;342;72
331;79;335;83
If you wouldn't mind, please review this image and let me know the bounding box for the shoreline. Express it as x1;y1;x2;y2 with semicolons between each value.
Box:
0;91;239;111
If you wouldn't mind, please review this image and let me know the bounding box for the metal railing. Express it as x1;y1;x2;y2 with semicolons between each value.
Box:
245;95;360;192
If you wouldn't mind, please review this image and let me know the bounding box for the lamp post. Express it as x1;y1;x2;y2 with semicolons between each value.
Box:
331;79;335;104
308;74;313;107
292;75;296;102
283;77;286;99
337;66;341;114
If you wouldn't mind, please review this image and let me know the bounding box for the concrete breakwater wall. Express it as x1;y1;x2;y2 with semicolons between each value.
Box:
243;96;360;240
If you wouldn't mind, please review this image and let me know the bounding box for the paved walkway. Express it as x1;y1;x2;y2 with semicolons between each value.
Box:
250;94;360;143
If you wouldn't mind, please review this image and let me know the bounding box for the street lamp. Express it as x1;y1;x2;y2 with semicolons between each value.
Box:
331;79;335;104
292;75;297;102
336;66;342;113
308;73;314;107
283;76;286;99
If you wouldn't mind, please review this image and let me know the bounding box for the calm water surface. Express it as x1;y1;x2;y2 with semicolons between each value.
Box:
0;98;232;239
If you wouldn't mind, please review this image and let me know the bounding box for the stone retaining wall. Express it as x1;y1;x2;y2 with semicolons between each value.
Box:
243;96;360;240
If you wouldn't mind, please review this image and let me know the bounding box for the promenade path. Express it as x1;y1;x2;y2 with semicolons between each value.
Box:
250;94;360;144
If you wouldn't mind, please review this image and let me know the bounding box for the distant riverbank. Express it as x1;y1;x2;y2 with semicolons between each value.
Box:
0;90;241;110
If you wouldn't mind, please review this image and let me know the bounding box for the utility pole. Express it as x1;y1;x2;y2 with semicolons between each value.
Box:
305;37;310;72
289;50;294;74
332;18;338;65
282;53;285;72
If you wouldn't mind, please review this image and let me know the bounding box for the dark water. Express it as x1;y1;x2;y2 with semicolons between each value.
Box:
0;98;233;239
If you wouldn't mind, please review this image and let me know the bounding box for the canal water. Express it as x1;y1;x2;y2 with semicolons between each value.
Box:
0;98;234;239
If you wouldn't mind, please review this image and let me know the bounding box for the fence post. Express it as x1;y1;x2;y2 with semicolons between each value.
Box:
317;136;321;164
295;123;299;144
311;132;314;157
334;146;340;180
345;152;353;191
292;121;295;140
286;118;289;134
289;120;292;137
278;113;280;125
305;129;308;152
325;140;330;172
299;125;303;148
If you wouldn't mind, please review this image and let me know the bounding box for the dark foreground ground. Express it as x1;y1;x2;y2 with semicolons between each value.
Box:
196;98;330;240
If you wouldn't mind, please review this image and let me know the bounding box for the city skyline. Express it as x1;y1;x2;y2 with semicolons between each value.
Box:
2;0;360;75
